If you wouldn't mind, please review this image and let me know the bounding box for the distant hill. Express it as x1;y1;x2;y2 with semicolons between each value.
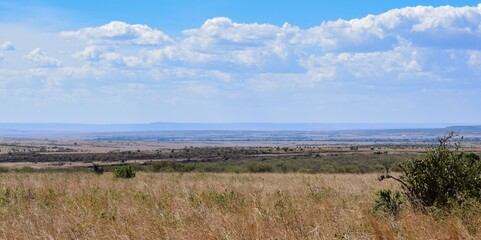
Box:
445;125;481;131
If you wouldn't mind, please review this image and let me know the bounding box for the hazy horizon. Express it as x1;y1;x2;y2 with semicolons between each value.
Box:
1;122;479;132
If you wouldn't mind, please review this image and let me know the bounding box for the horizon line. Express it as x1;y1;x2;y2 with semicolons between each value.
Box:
1;122;479;125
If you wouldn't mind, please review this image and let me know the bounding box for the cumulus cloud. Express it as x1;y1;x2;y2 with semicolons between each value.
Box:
182;17;299;55
24;48;63;68
73;45;103;61
96;52;143;68
300;4;481;51
73;46;143;67
63;4;481;76
8;4;481;88
3;4;481;123
1;41;15;51
133;18;302;72
136;4;481;73
300;42;422;82
182;17;282;47
60;21;172;45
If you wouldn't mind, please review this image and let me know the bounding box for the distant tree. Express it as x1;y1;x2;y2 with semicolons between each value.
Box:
92;163;104;175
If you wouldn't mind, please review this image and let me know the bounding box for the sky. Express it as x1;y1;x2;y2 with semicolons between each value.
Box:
1;0;481;124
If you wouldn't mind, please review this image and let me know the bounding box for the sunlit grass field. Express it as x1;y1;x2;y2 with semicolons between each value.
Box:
0;172;480;239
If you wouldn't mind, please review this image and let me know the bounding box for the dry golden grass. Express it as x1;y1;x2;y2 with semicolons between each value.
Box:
0;172;480;239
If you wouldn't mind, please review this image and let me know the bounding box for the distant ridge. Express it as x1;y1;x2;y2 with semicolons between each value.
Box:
446;125;481;130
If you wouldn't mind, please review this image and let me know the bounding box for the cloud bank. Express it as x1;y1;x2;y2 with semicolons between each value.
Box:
53;4;481;80
1;4;481;122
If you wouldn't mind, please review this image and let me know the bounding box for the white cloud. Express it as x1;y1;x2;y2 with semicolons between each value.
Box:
4;5;481;93
133;4;481;73
60;21;172;45
300;42;424;82
182;18;299;55
0;53;5;62
468;51;481;69
182;17;281;46
301;4;481;51
73;45;103;61
1;41;15;51
61;4;481;77
132;18;302;72
24;48;63;68
3;4;481;123
96;52;143;68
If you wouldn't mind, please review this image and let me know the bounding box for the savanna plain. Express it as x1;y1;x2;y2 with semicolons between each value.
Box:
0;138;481;239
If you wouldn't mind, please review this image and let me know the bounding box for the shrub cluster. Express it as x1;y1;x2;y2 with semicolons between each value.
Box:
113;166;136;178
373;189;403;216
247;163;274;173
151;161;195;172
380;133;481;208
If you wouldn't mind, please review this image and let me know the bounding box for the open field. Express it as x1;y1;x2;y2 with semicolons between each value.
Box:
1;126;480;172
1;138;480;173
0;172;480;239
0;131;480;239
0;140;443;173
0;132;480;239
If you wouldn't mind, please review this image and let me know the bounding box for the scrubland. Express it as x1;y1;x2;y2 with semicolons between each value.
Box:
0;172;480;239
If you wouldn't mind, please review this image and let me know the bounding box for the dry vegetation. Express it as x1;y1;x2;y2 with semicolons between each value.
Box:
0;172;480;239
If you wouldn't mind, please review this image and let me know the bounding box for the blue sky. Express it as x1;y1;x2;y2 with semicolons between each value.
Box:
1;1;481;124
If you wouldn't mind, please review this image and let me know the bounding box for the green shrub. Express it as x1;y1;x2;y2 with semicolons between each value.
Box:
113;166;136;178
380;133;481;208
151;161;195;172
373;189;403;216
247;163;273;173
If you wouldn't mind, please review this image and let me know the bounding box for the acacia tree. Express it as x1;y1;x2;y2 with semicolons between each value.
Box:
379;132;481;208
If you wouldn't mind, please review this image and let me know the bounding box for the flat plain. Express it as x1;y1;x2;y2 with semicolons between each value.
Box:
0;128;480;239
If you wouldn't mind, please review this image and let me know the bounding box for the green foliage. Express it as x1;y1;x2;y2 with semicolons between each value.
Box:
373;189;403;216
247;163;273;173
380;133;481;208
151;161;195;172
92;164;104;175
113;166;136;179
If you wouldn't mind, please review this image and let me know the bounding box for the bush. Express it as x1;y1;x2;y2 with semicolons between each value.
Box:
113;166;136;178
247;163;273;173
380;133;481;208
92;164;104;175
373;189;403;216
151;161;195;172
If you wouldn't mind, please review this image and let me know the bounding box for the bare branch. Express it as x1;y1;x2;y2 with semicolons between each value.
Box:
378;174;411;192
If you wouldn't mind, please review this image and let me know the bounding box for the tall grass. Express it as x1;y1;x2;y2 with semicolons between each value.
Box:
0;172;479;239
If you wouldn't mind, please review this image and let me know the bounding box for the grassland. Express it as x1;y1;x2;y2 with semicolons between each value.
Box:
0;172;480;239
0;141;438;173
1;139;480;239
